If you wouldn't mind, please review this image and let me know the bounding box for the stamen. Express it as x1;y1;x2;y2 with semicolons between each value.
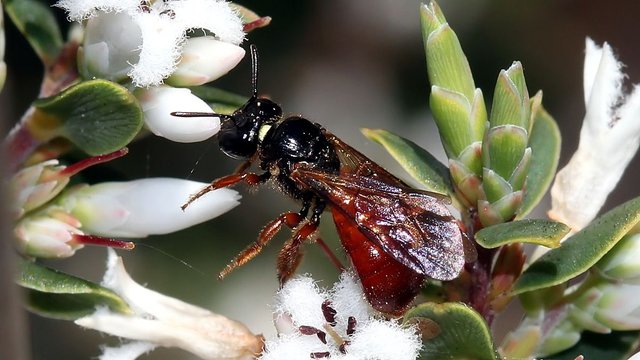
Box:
73;234;135;250
338;341;351;354
322;300;337;326
310;352;330;359
346;316;357;336
299;325;327;344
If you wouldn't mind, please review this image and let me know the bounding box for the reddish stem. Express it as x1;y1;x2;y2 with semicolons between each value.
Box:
73;234;135;250
57;148;129;178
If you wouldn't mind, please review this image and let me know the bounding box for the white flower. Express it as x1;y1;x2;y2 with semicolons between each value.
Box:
75;249;263;360
549;38;640;231
60;178;241;238
56;0;244;87
137;86;221;142
167;36;246;87
260;273;422;360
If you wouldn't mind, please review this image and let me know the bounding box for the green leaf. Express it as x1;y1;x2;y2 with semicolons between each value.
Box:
513;197;640;295
517;100;561;219
4;0;63;65
429;86;473;158
18;260;130;320
483;125;528;182
421;3;475;102
545;331;640;360
361;128;452;196
405;302;500;360
33;80;143;155
188;85;247;114
475;219;570;249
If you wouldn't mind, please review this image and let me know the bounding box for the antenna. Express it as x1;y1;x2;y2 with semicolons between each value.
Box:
170;111;233;121
250;44;259;98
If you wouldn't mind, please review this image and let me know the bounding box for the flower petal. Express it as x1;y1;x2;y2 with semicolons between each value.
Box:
66;178;240;237
138;86;221;142
549;39;640;230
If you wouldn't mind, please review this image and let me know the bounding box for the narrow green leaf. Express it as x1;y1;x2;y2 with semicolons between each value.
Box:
33;80;143;155
476;219;570;249
483;125;528;181
513;197;640;295
4;0;63;65
405;302;499;360
18;260;130;320
517;103;561;219
361;128;452;196
545;331;640;360
429;86;473;158
421;12;475;101
188;85;247;113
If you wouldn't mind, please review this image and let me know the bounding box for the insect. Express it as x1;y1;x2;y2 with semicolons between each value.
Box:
172;45;465;315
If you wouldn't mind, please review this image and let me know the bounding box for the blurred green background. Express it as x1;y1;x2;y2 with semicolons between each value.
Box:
3;0;640;359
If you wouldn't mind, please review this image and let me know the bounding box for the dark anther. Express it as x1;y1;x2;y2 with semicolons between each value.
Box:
160;9;176;18
138;1;151;12
346;316;357;336
299;325;327;344
322;300;337;326
339;340;351;354
310;352;330;359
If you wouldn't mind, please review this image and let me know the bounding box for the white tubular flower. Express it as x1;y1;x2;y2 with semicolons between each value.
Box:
76;249;263;360
549;38;640;231
260;273;422;360
167;37;246;87
56;0;244;87
60;178;240;238
137;86;221;142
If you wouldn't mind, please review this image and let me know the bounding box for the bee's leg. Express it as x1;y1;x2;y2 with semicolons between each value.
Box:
181;171;270;210
276;200;326;285
218;196;312;279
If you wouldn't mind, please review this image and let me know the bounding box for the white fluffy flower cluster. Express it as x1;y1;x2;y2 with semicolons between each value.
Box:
55;0;247;143
56;0;244;87
260;274;422;360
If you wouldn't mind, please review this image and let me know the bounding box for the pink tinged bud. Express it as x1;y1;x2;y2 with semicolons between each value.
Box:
15;216;83;258
11;149;127;219
166;37;245;87
137;86;220;142
63;178;240;238
81;11;142;82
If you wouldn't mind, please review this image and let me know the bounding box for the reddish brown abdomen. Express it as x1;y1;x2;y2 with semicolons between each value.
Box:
332;209;426;315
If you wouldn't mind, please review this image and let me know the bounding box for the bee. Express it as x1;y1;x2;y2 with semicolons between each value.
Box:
173;45;465;315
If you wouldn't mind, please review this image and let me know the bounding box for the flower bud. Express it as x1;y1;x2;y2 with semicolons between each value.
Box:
166;37;245;87
10;160;68;219
60;178;241;238
14;214;84;258
80;11;142;82
137;86;220;142
595;233;640;283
